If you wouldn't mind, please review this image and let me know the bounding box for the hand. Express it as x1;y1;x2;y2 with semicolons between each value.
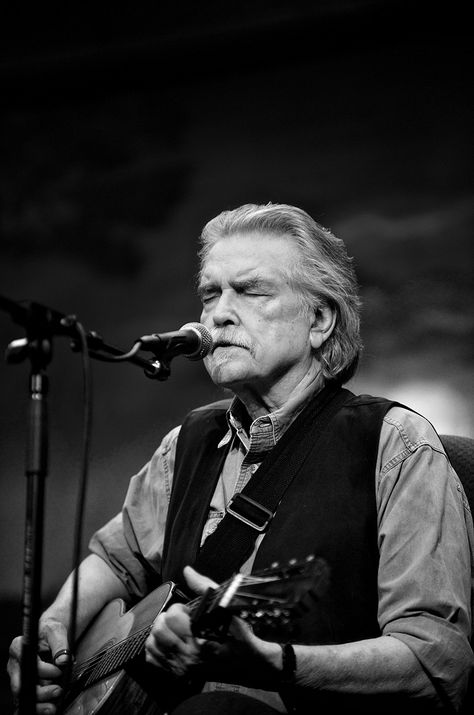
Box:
7;617;73;715
145;566;281;686
144;567;214;678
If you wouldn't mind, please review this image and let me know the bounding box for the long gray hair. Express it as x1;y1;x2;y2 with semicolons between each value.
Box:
198;203;362;384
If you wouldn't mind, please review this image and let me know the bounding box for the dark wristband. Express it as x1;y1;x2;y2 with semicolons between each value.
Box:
279;642;297;685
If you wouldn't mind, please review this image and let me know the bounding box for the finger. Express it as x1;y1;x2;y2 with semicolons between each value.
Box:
164;604;194;639
144;637;168;669
149;614;185;654
36;683;63;703
9;660;66;703
146;612;201;670
11;685;63;715
39;623;71;667
199;639;225;659
36;705;60;715
36;658;63;681
7;654;21;697
7;638;41;696
182;566;217;594
9;635;23;661
145;634;201;677
52;648;73;668
145;631;185;670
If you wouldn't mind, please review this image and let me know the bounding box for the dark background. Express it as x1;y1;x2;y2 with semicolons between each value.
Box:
1;2;473;710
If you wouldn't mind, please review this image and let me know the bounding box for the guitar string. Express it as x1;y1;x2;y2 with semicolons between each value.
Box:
70;566;314;685
69;572;282;682
71;578;239;682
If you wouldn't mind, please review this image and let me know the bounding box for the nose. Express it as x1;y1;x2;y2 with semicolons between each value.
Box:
208;289;239;327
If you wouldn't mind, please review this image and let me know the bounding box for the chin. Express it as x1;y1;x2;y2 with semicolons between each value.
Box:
207;362;252;389
211;370;246;389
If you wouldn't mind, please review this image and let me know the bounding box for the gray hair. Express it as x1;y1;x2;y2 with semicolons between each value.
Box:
198;203;362;384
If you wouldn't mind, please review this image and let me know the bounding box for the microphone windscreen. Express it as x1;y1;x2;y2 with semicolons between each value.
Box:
180;322;213;359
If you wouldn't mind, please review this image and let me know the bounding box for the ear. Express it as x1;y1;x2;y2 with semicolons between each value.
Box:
309;304;336;350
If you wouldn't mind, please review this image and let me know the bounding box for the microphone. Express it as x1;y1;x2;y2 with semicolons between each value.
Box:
138;322;213;360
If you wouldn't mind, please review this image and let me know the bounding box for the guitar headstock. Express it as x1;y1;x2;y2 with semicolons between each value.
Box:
191;554;329;641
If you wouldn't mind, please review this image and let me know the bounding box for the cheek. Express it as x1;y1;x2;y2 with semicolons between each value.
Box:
258;305;309;342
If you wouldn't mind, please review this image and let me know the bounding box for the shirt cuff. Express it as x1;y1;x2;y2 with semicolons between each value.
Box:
386;615;474;710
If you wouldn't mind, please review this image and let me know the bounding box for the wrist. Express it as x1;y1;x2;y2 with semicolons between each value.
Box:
279;643;297;685
252;638;285;684
256;639;297;685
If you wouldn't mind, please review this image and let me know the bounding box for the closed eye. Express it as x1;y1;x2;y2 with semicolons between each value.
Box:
233;278;274;296
198;285;220;303
201;293;218;304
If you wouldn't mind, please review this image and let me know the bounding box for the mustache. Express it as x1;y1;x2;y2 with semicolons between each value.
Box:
210;328;252;351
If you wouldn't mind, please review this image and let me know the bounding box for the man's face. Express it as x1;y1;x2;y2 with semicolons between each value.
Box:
198;232;318;400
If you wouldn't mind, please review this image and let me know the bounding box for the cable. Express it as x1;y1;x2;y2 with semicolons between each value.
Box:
60;320;93;707
87;341;142;362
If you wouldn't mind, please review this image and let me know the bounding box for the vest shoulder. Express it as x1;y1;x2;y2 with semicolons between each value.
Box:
180;398;232;431
347;392;396;406
187;398;232;416
344;393;402;413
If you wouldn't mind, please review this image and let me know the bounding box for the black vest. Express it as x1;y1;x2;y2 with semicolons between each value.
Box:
162;388;397;647
160;390;456;713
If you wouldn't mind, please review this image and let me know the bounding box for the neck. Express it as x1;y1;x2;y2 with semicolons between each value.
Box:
234;365;325;421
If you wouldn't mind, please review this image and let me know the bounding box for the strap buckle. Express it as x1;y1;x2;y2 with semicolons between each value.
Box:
226;493;273;532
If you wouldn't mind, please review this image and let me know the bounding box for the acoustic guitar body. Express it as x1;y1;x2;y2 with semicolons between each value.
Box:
64;582;177;715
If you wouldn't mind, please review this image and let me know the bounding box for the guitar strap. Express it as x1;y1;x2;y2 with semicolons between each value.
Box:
193;383;352;583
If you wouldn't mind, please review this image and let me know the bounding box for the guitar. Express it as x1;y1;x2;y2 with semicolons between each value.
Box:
61;555;329;715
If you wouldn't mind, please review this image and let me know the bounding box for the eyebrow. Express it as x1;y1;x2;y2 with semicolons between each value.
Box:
233;276;274;291
197;275;275;298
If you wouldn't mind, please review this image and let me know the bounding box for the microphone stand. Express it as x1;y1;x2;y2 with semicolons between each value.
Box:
0;295;171;715
17;336;51;715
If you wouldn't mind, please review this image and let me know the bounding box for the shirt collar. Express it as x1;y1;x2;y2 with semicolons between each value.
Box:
217;377;324;457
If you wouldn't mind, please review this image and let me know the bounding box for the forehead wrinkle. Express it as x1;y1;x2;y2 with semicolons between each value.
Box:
199;236;302;294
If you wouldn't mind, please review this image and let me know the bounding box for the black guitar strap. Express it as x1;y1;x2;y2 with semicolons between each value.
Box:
193;383;352;583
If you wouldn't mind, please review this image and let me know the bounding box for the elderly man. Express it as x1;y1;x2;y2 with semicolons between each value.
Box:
8;204;474;714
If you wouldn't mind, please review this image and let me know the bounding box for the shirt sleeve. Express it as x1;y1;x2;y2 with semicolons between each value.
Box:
376;407;474;709
88;425;181;601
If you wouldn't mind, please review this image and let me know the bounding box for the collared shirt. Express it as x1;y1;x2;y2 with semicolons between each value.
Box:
90;388;474;711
